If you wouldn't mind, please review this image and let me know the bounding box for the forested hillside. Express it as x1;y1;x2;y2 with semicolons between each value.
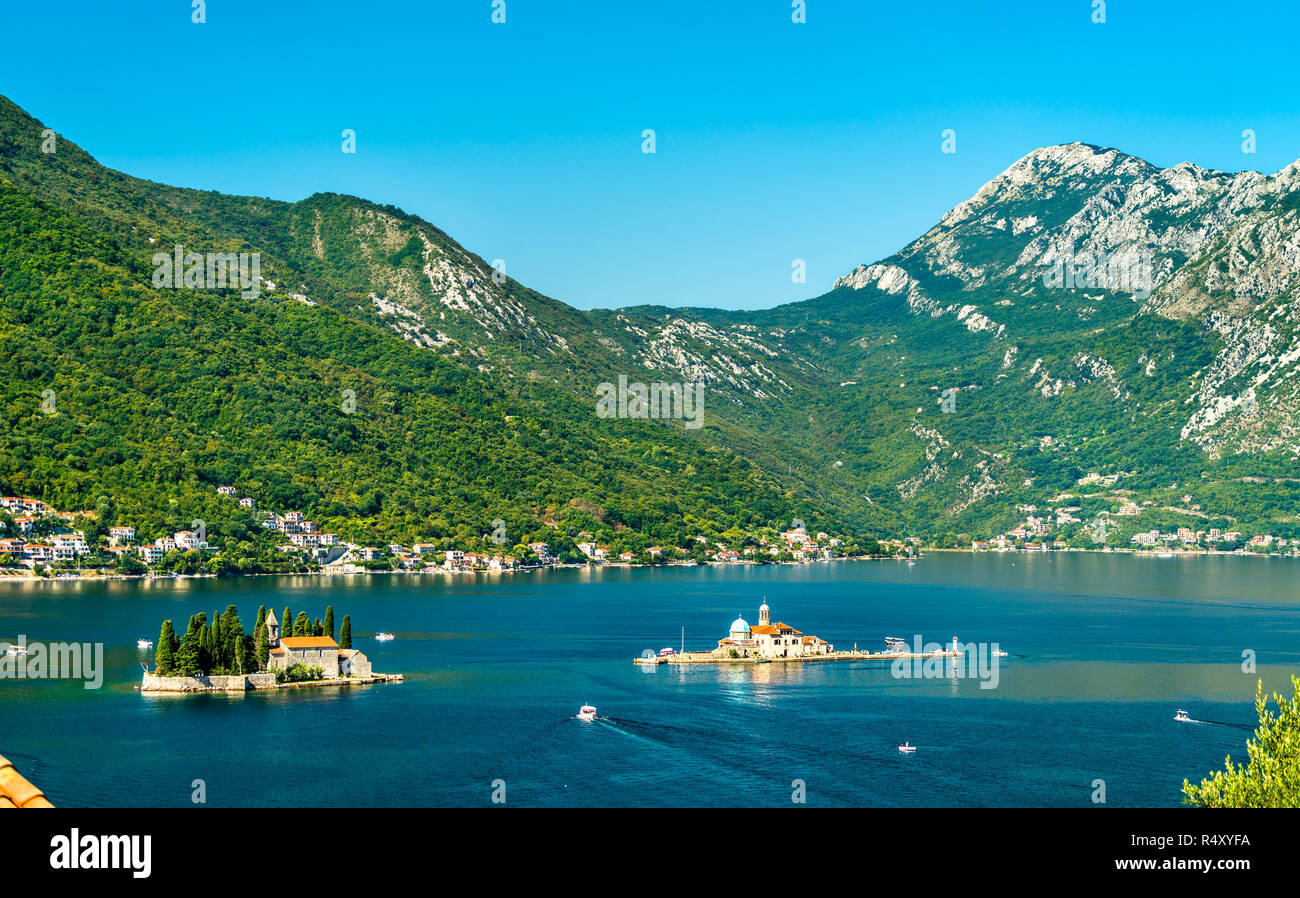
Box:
5;94;1300;549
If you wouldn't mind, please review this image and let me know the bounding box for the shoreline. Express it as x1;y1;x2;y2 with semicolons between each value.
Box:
140;671;404;694
1;545;1293;585
0;556;877;583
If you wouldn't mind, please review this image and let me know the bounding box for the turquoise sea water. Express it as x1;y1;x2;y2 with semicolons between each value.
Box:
1;553;1296;807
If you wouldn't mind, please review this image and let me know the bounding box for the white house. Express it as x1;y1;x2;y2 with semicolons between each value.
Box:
173;530;203;550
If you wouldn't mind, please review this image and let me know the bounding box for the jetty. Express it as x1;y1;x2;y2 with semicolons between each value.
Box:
636;648;947;665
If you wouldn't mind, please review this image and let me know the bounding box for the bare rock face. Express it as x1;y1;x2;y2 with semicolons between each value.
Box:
831;142;1300;458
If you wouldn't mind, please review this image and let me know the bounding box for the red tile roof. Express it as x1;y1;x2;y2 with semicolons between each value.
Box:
0;755;53;808
277;636;339;649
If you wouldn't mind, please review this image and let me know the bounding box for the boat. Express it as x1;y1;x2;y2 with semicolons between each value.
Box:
993;648;1008;657
658;647;676;657
136;639;153;650
3;645;28;657
884;636;908;654
374;632;395;641
898;742;917;753
1157;552;1174;558
753;657;770;664
578;704;597;721
1174;709;1191;722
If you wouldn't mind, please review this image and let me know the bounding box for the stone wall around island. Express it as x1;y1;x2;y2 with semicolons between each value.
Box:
141;672;278;692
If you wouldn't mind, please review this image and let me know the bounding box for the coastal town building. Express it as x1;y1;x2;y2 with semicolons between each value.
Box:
173;530;204;550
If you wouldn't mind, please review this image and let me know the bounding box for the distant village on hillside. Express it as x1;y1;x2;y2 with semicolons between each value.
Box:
2;468;1296;579
0;486;887;579
969;469;1285;553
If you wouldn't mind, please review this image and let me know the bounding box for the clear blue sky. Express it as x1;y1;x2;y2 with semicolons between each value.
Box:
2;1;1296;310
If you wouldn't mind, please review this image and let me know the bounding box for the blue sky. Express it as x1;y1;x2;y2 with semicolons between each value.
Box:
2;1;1297;310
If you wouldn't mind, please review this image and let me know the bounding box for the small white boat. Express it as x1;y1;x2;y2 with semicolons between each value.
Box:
898;742;917;753
658;647;676;657
4;645;28;657
374;632;395;641
578;704;597;721
1158;552;1174;558
1174;709;1191;722
136;639;153;650
993;648;1008;657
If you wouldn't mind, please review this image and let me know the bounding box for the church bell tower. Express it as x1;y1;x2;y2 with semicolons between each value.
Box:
265;608;280;646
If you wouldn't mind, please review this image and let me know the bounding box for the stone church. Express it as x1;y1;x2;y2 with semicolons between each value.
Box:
263;609;372;678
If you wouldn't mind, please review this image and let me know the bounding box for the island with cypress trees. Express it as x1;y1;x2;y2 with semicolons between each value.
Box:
142;604;402;692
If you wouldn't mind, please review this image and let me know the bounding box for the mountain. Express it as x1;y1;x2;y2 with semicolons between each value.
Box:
4;92;1300;550
0;96;823;555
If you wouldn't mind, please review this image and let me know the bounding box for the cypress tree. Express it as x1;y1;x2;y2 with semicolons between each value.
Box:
212;611;224;664
253;606;267;671
177;617;202;676
324;606;335;641
155;620;177;675
255;619;269;670
197;613;212;673
235;634;248;674
282;607;292;641
294;611;310;637
223;607;244;671
313;617;323;637
339;615;352;649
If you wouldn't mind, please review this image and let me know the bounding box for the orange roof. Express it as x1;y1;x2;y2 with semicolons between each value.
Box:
752;623;802;636
277;636;338;649
0;754;53;808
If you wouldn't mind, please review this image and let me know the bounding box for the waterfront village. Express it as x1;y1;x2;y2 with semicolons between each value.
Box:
967;469;1290;554
3;466;1299;580
0;488;882;580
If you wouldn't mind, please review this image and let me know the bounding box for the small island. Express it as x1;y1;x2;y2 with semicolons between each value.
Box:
142;604;402;693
